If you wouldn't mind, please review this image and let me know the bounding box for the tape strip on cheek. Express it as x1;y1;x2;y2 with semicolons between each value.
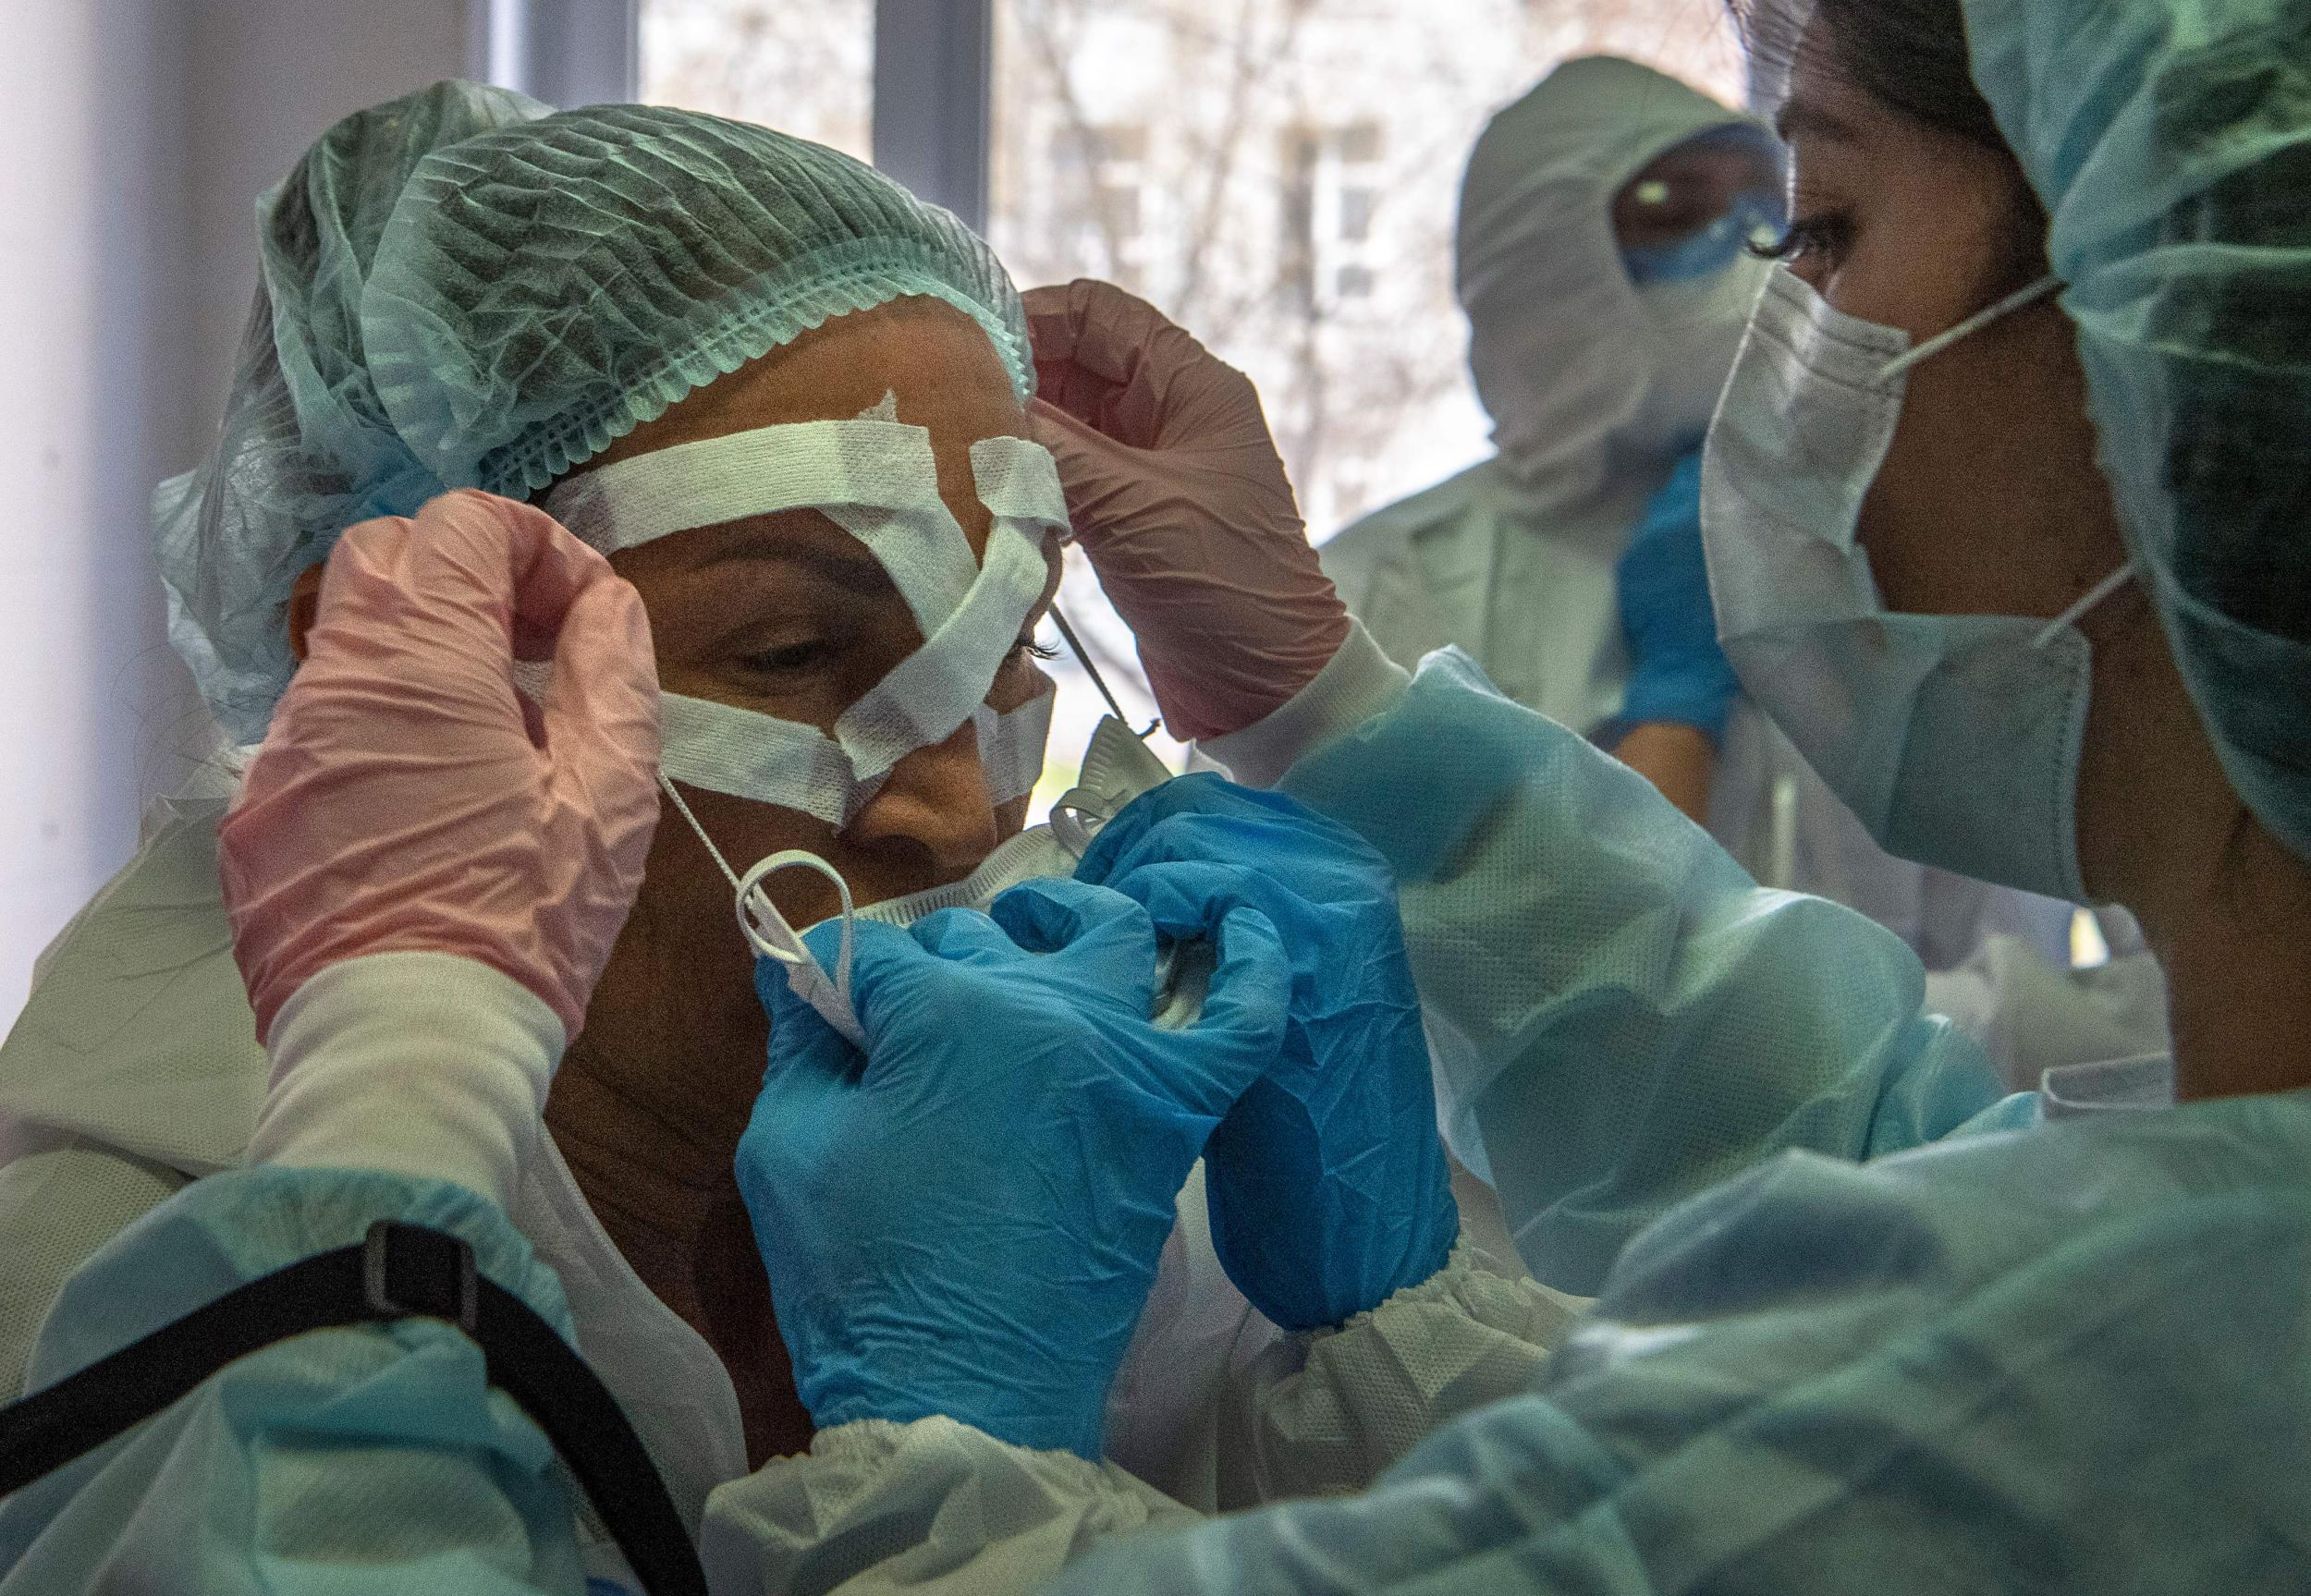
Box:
657;693;859;827
978;687;1056;808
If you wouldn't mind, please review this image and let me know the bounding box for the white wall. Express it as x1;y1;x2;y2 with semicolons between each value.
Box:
0;0;471;1018
180;0;476;438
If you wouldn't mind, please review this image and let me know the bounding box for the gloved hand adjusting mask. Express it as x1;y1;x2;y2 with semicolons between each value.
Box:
537;411;1184;1046
1700;267;2134;903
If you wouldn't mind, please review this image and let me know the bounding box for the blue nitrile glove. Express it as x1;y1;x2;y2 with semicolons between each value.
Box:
1077;774;1459;1333
1611;450;1741;745
735;876;1291;1459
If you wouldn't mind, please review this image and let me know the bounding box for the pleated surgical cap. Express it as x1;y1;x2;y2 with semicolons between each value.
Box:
157;81;1034;744
1967;0;2311;865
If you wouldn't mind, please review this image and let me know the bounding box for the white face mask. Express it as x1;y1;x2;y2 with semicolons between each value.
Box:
1620;249;1773;460
1700;267;2133;903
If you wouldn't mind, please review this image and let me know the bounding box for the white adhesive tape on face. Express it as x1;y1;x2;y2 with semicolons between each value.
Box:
659;692;862;826
540;419;1062;827
969;434;1073;533
977;686;1056;809
543;420;981;638
831;517;1051;787
663;683;1049;826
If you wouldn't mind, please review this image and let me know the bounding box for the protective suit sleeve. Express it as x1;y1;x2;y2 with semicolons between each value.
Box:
1223;1239;1583;1504
693;1242;1575;1594
697;1417;1196;1596
246;950;566;1209
1041;1098;2311;1596
1207;626;2022;1295
0;1163;593;1594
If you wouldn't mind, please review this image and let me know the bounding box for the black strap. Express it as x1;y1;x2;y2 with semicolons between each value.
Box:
0;1222;707;1596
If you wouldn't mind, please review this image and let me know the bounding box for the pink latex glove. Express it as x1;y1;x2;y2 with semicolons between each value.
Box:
1025;279;1351;742
220;490;661;1044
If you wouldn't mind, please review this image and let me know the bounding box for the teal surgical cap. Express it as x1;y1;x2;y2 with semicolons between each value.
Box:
1968;0;2311;866
157;81;1034;744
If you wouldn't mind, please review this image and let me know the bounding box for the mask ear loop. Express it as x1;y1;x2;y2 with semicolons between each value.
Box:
658;773;866;1048
2030;562;2138;651
1049;605;1163;740
1050;797;1102;859
732;850;861;1042
1879;274;2063;381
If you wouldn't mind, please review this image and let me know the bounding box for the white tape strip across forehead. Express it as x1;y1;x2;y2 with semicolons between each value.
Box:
542;419;982;638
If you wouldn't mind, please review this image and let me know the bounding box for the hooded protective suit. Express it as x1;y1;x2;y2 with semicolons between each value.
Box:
1321;57;2117;1043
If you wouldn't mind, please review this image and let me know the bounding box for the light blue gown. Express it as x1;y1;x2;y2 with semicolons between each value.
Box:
1273;649;2034;1294
0;657;2176;1595
1047;1077;2311;1593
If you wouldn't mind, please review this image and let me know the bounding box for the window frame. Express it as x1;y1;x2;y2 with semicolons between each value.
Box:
482;0;997;231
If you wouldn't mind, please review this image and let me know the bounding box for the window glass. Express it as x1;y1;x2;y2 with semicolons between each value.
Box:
638;0;875;164
990;0;1744;541
992;0;1742;789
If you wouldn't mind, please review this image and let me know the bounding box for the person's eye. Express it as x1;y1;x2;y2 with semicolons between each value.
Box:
739;638;837;676
1009;634;1058;664
1753;210;1852;267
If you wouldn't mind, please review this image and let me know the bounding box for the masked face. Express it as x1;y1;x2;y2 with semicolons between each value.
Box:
1455;60;1783;493
1613;128;1785;459
1701;264;2134;903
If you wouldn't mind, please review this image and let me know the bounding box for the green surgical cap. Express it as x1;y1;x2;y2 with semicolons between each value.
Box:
1968;0;2311;865
158;82;1033;744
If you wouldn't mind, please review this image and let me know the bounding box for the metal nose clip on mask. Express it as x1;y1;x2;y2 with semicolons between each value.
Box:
1701;268;2136;903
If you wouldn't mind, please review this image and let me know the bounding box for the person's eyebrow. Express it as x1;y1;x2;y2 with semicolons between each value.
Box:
687;526;897;596
1773;100;1864;148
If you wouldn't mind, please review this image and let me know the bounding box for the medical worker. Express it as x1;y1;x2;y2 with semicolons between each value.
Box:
1326;55;2158;1082
0;85;1571;1593
752;0;2311;1579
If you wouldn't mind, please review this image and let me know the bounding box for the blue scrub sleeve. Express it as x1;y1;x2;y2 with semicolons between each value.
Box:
0;1163;595;1594
1272;647;2023;1293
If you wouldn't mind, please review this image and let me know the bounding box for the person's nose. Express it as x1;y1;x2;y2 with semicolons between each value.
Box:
840;719;1001;886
